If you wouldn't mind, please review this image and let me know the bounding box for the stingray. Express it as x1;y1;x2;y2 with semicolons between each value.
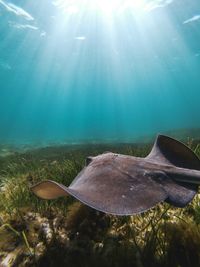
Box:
31;135;200;215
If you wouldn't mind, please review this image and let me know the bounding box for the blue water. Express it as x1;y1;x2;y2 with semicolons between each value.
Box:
0;0;200;145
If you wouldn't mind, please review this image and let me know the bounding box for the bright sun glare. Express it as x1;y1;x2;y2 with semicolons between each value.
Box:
53;0;147;16
97;0;146;15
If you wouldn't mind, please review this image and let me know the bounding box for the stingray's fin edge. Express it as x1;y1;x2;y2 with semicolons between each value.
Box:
146;134;200;170
31;180;69;200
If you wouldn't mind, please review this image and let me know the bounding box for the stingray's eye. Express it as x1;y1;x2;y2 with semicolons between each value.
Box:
86;156;93;166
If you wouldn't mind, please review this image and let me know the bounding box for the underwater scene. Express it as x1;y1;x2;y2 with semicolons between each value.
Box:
0;0;200;266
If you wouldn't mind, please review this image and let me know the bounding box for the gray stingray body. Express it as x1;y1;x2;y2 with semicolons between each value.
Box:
31;135;200;215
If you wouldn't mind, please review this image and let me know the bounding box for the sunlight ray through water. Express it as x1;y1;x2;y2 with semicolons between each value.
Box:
0;0;200;147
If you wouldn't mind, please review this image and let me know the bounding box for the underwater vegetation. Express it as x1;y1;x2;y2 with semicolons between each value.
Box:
0;139;200;267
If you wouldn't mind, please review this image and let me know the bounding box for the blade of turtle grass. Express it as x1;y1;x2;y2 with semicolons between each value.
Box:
1;224;33;255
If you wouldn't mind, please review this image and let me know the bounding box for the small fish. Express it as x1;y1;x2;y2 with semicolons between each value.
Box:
31;135;200;215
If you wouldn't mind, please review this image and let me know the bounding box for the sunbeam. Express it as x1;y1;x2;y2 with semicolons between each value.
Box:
0;0;200;145
53;0;148;16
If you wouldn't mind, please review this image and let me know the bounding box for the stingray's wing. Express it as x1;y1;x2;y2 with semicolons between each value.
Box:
146;134;200;170
146;134;200;207
31;180;69;200
31;153;167;215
